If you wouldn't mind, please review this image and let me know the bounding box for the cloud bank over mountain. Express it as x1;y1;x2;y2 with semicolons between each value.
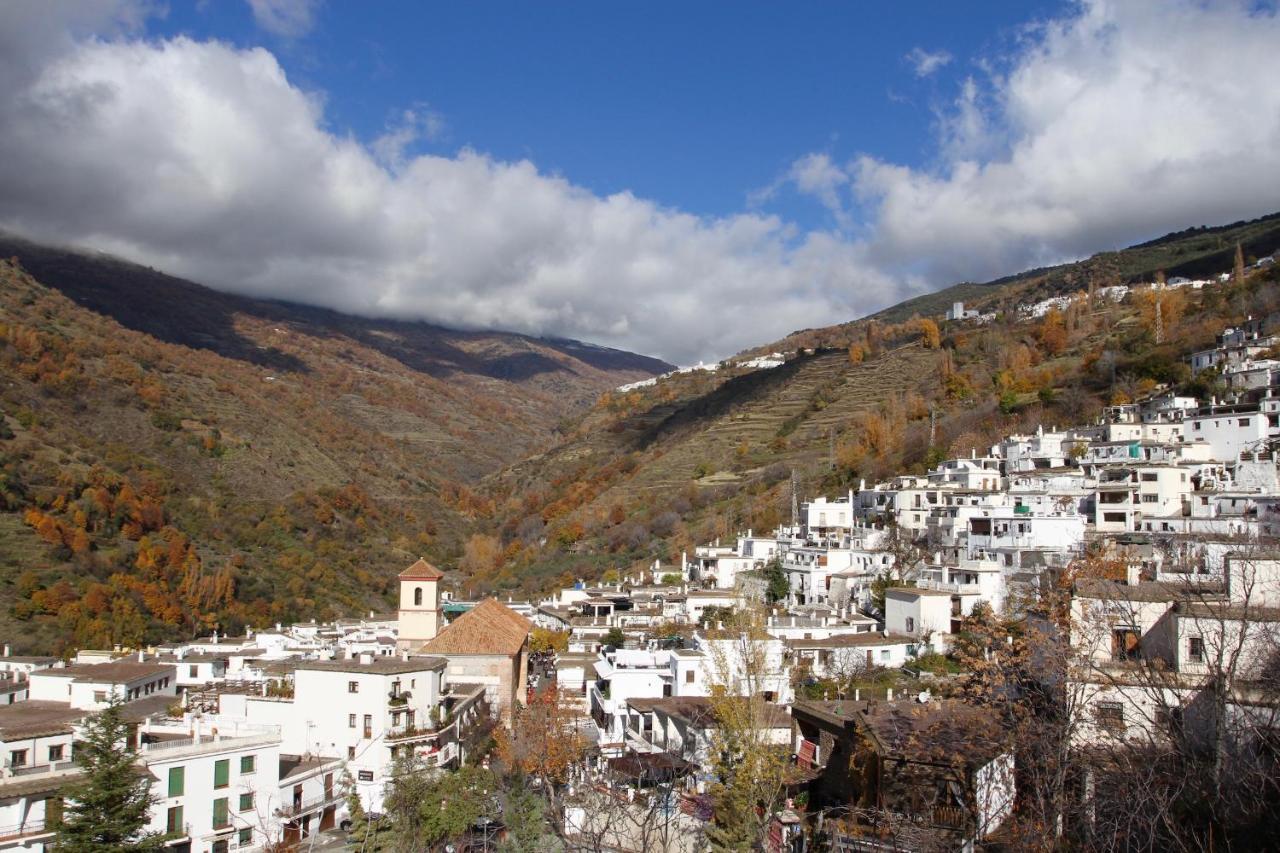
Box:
0;1;1276;364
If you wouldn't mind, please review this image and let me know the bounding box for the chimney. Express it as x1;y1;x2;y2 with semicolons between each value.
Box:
400;650;410;662
2;645;8;658
360;652;373;665
1125;563;1141;586
137;650;145;663
276;622;282;632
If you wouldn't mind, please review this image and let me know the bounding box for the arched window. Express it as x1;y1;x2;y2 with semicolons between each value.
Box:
414;587;423;606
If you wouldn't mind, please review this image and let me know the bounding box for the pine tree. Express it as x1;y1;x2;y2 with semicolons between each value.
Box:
56;698;161;851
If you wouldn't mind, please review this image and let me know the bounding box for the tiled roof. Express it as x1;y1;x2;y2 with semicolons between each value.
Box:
399;558;443;581
420;598;530;657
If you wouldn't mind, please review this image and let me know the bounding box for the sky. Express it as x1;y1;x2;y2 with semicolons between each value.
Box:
0;1;1278;364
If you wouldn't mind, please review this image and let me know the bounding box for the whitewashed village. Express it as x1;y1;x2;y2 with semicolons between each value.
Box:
3;289;1280;852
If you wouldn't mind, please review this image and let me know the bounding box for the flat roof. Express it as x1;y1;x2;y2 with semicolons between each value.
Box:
295;656;446;675
0;700;84;739
35;661;174;684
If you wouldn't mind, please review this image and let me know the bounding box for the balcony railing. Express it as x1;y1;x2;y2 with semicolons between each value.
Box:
139;727;281;757
0;819;52;841
385;723;442;742
278;790;345;819
4;759;76;778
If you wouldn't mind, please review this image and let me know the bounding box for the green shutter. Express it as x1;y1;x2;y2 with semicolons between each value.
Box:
238;792;253;811
168;766;184;797
213;758;229;788
166;805;183;834
213;797;228;828
240;754;255;774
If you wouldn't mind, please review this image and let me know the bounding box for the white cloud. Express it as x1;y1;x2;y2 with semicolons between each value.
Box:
802;0;1280;286
246;0;318;39
0;0;1276;364
0;1;886;364
906;46;953;78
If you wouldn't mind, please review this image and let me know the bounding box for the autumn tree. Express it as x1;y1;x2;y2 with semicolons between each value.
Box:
703;606;795;850
495;686;592;844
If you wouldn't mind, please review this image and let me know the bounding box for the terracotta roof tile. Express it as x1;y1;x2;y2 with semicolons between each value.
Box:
420;599;530;657
399;558;443;581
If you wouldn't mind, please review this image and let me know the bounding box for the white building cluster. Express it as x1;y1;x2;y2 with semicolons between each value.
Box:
0;562;532;852
531;316;1280;847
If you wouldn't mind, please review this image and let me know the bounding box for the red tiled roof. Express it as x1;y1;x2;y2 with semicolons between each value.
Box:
420;599;530;656
399;558;443;581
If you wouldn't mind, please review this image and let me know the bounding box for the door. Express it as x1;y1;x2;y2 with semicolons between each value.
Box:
293;784;303;811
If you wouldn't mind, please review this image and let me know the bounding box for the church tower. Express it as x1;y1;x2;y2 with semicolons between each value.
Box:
397;558;443;650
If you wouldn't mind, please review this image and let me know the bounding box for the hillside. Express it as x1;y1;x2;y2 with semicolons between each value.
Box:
476;212;1280;594
0;238;669;653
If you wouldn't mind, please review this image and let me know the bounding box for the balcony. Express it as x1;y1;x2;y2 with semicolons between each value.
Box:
278;789;345;820
385;723;445;743
0;818;53;842
2;759;76;778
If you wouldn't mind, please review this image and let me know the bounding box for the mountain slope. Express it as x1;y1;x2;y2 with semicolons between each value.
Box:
479;212;1280;593
0;238;669;653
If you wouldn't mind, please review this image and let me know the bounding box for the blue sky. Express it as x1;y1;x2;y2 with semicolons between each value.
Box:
153;1;1061;230
0;1;1277;362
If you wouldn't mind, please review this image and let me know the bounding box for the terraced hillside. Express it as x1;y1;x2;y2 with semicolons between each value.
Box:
476;211;1280;594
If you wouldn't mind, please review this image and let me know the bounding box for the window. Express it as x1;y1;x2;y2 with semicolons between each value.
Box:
349;713;357;728
1239;418;1251;427
240;755;255;774
348;746;356;760
905;617;915;633
165;805;183;834
348;681;359;694
238;792;254;811
1142;494;1158;503
213;840;228;853
213;758;229;789
212;797;229;828
879;649;890;661
238;828;253;846
189;665;198;678
1141;472;1158;482
1188;636;1205;663
1104;512;1126;523
168;766;184;797
1095;702;1125;731
93;690;107;703
684;670;694;684
414;587;423;606
8;749;26;768
1112;628;1141;661
48;744;64;762
363;714;373;739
